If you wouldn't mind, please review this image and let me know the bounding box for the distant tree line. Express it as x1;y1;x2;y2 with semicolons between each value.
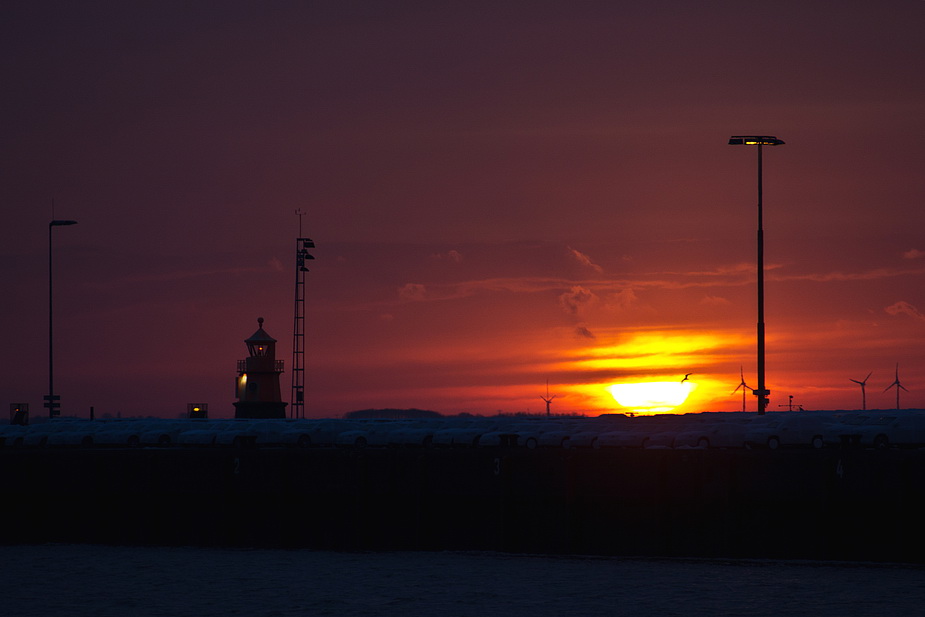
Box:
344;408;443;419
343;409;591;419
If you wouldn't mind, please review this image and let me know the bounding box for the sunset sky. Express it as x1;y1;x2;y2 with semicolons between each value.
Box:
4;1;925;418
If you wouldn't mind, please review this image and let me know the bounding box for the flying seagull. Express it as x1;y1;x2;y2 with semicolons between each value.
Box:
681;373;692;383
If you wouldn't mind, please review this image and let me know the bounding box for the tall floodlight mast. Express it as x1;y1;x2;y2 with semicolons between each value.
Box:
291;210;315;419
47;216;78;418
728;135;785;414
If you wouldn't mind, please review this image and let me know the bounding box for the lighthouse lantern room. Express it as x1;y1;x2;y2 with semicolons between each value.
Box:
233;317;287;419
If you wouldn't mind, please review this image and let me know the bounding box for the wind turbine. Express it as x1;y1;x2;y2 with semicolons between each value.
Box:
540;380;556;417
732;366;752;412
849;372;872;410
883;363;909;410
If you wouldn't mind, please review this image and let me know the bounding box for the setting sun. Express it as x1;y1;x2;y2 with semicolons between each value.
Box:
607;381;696;413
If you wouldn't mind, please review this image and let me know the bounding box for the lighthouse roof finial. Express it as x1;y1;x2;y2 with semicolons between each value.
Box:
246;316;276;343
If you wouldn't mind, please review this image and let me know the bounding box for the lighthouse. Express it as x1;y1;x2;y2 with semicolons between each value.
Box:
233;317;287;419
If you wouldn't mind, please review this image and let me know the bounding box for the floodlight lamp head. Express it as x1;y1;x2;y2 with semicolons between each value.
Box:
728;136;785;146
50;219;78;227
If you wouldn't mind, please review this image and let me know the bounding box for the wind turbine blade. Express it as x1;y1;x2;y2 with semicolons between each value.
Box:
899;384;910;392
864;372;873;382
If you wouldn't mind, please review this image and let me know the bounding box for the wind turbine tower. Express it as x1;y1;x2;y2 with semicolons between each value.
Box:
732;366;752;412
849;372;872;410
540;380;556;417
884;363;908;411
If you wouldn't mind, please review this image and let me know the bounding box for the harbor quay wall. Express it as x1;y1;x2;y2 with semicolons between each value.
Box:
2;446;923;562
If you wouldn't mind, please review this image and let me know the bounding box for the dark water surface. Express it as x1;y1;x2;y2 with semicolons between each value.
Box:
2;544;923;616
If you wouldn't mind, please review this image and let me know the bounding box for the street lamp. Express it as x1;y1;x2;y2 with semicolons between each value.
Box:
47;219;78;418
728;135;785;414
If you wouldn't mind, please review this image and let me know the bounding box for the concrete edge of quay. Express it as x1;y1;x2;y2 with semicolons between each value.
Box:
2;446;923;563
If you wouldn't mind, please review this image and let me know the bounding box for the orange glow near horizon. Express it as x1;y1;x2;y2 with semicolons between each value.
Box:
607;381;696;413
570;331;744;376
553;330;750;414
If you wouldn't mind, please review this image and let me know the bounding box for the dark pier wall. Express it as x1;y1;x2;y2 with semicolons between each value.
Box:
2;447;923;562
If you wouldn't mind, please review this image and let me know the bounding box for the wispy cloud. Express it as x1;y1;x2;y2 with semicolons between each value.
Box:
567;246;603;273
699;295;731;306
430;249;463;263
558;285;597;318
774;266;925;283
606;287;640;311
398;283;427;301
903;249;925;260
379;264;925;311
100;263;281;286
574;325;596;339
885;301;925;321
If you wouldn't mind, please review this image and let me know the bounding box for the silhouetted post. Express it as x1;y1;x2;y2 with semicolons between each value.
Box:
757;144;765;414
728;136;785;414
46;219;77;418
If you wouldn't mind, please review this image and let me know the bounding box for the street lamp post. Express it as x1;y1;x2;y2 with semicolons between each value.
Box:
47;219;78;418
728;136;785;415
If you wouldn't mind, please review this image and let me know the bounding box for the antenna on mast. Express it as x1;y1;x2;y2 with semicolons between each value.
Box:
295;208;306;237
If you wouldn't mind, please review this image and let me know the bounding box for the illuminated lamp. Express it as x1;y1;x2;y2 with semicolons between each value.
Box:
728;136;785;146
9;403;29;426
187;403;208;419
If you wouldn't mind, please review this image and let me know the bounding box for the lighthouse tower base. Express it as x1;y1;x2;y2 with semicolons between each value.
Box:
233;401;287;420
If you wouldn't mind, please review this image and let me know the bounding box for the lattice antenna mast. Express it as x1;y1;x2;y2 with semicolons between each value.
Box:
291;210;315;419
